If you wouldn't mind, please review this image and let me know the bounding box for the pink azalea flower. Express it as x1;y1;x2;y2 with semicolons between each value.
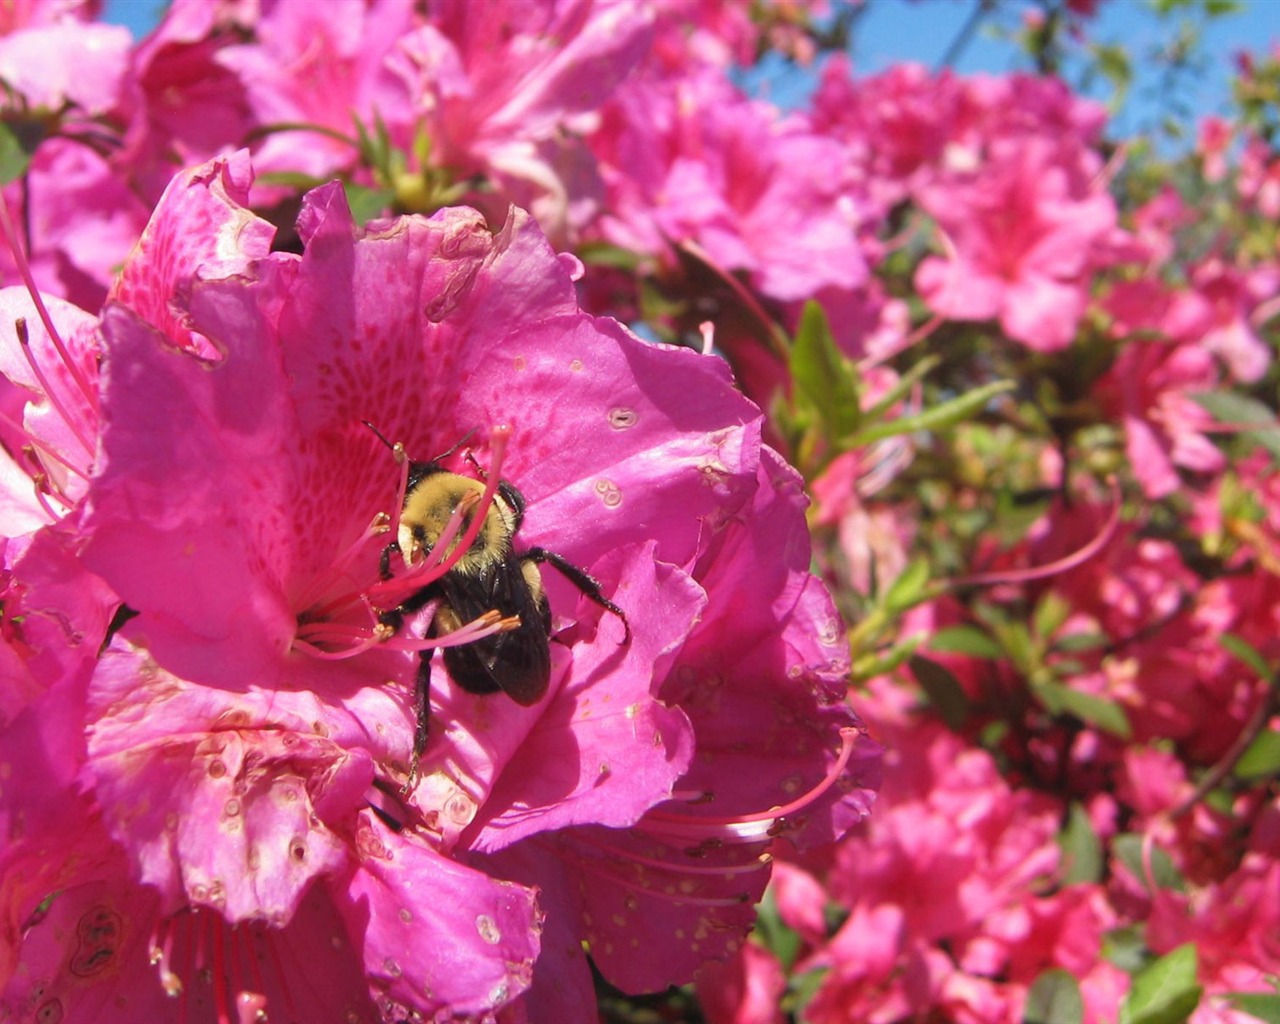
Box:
590;67;869;304
0;0;99;33
116;0;256;205
0;140;151;313
1197;115;1233;184
695;940;787;1024
1240;136;1280;218
214;0;417;198
2;150;881;1017
805;691;1066;1023
810;58;971;211
481;451;881;1018
915;136;1117;351
0;19;130;118
1163;257;1276;384
0;282;100;519
768;859;829;946
1145;798;1280;1023
1094;335;1224;500
382;0;654;240
649;0;827;71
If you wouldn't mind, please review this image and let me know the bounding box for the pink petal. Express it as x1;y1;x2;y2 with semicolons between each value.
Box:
86;647;373;923
336;813;541;1016
457;544;700;852
108;152;275;358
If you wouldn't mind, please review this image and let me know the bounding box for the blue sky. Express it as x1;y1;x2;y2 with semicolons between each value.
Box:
102;0;1278;137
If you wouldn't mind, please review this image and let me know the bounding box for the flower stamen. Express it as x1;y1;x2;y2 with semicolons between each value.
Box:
15;317;95;457
0;197;96;408
641;726;862;843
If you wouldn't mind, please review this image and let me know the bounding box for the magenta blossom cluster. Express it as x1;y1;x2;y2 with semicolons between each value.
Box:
0;149;879;1021
2;1;1280;1022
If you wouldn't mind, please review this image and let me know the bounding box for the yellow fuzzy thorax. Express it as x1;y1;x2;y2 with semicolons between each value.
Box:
397;472;519;575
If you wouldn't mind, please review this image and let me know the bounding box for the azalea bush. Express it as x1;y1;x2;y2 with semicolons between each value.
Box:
0;1;1277;1023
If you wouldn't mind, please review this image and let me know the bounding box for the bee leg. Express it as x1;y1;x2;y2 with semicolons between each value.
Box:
522;547;630;643
379;540;403;581
403;646;434;792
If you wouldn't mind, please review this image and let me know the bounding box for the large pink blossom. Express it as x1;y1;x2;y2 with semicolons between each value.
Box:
0;150;879;1018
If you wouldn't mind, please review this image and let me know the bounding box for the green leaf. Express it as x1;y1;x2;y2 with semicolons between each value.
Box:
1034;680;1132;738
1059;802;1103;885
790;301;861;439
341;183;396;226
930;625;1004;659
1220;632;1272;680
1226;992;1280;1024
1052;630;1110;653
1091;43;1133;90
1113;833;1185;893
1119;943;1203;1024
0;123;33;185
860;354;941;424
1103;925;1148;973
847;379;1016;448
1033;591;1072;642
910;654;971;730
787;966;830;1017
1025;969;1084;1024
254;170;328;190
855;634;924;679
576;241;643;272
883;557;931;614
1191;391;1280;460
1235;728;1280;780
753;891;801;973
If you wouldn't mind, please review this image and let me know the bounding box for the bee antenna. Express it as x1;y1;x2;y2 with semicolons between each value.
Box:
431;428;478;464
363;420;397;451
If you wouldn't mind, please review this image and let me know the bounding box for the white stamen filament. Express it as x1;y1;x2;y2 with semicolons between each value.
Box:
641;727;862;843
15;318;95;457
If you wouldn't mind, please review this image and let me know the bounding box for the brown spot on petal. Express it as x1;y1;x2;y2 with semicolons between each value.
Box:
608;407;637;429
475;914;501;945
69;906;122;977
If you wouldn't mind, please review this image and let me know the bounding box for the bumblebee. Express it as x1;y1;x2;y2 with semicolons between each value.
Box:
374;434;628;772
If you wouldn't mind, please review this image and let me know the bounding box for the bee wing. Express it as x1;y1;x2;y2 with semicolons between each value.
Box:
438;562;552;706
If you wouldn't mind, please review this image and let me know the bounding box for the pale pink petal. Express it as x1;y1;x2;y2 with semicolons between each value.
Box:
0;22;130;115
